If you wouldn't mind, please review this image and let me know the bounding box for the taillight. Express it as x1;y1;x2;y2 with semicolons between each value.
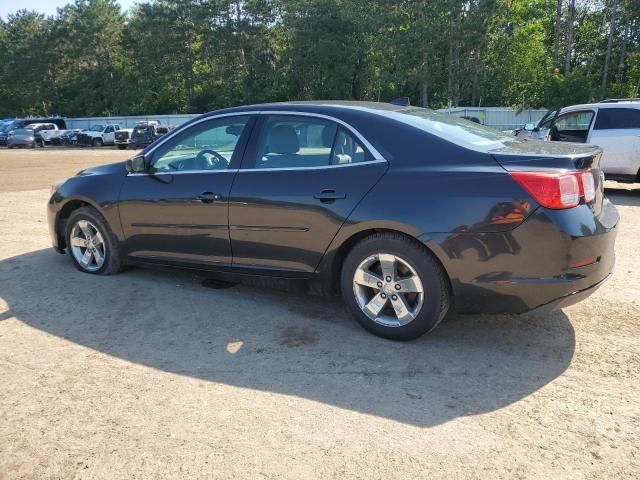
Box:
510;170;595;210
580;171;596;203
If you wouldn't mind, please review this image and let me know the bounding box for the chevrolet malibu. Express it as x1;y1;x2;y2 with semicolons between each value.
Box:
48;102;619;340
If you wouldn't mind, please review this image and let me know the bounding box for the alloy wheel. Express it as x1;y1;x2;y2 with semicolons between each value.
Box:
69;220;106;272
352;253;424;327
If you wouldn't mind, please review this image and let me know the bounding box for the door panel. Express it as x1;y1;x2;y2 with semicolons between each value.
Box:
119;171;238;266
229;164;387;275
118;114;254;267
229;114;387;276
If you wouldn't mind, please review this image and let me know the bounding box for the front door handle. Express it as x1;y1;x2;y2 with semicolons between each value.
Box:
196;192;222;203
314;189;346;203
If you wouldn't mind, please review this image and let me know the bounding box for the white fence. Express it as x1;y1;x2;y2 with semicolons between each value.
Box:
64;107;549;132
437;107;549;131
66;114;198;130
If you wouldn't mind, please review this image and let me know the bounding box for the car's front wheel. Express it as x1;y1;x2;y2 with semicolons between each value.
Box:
65;206;123;275
341;232;450;340
92;138;103;147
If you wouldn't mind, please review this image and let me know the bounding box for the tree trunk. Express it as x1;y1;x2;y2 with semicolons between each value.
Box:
420;52;429;108
564;0;575;75
616;23;628;83
601;0;618;97
553;0;563;67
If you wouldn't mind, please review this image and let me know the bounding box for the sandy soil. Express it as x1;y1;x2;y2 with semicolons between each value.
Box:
0;149;638;479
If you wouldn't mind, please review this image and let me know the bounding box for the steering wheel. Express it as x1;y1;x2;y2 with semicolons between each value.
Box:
195;149;229;169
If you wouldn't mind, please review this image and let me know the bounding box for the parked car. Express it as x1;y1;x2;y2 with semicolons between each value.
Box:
1;117;67;146
546;99;640;183
514;109;558;139
77;124;121;147
114;127;134;150
7;128;43;148
51;129;81;146
48;101;618;340
0;121;15;146
29;123;59;144
129;121;174;149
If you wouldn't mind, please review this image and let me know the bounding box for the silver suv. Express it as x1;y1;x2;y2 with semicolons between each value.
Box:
544;99;640;183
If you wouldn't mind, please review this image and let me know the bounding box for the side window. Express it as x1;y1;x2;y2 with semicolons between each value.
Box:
254;116;336;169
555;111;594;133
253;115;370;169
105;126;114;133
594;108;640;130
150;115;250;173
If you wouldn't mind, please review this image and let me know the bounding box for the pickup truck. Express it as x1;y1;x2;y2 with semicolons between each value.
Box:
114;128;134;150
77;124;121;147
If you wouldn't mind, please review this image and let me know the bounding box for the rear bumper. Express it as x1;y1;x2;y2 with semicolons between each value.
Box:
427;199;619;314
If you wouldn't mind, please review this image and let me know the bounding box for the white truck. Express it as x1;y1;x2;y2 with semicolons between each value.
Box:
114;127;134;150
77;124;121;147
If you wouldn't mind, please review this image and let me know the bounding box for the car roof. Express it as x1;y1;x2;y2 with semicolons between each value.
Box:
560;101;640;113
202;101;411;118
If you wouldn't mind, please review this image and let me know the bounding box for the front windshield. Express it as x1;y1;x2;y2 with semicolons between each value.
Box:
388;107;518;151
90;125;104;131
14;129;33;135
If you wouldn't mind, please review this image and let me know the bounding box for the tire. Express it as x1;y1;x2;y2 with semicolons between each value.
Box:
31;141;36;148
65;206;123;275
117;144;127;150
92;138;103;147
340;232;450;341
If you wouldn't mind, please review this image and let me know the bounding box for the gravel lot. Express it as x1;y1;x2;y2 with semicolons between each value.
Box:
0;148;638;479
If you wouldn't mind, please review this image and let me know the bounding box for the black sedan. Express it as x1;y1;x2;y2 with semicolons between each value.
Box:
47;102;618;340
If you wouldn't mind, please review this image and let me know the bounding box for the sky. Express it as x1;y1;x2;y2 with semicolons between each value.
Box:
0;0;140;19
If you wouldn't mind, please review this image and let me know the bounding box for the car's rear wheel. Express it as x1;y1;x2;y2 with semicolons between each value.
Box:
65;206;123;275
92;138;103;147
341;232;450;340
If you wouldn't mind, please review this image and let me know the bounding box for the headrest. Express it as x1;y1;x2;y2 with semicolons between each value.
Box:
321;125;336;147
268;125;299;155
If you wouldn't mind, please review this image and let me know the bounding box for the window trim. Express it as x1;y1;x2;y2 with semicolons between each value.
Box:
133;110;387;176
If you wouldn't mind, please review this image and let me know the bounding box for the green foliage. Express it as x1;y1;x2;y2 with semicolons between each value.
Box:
0;0;638;116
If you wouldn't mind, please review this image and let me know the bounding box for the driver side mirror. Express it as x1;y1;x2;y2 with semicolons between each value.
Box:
126;155;147;173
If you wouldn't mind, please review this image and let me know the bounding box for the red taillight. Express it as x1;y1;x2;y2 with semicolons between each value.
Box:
510;170;596;210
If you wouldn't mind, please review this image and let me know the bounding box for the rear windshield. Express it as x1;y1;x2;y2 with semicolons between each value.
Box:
388;107;519;151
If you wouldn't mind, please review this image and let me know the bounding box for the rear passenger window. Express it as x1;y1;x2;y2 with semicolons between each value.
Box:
253;115;370;169
594;108;640;130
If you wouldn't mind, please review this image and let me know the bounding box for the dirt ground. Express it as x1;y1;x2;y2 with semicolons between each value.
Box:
0;148;638;479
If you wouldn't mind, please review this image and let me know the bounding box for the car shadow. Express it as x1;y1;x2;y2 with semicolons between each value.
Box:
0;249;576;427
605;185;640;207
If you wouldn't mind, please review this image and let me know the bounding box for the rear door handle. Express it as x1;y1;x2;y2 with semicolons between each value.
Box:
314;189;346;202
196;192;222;203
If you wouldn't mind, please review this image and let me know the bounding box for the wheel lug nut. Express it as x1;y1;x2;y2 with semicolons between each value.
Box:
377;281;383;288
381;293;387;299
395;284;401;290
385;276;391;282
392;295;398;301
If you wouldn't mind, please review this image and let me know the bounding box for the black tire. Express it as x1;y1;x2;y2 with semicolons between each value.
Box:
117;144;127;150
92;138;103;147
31;141;36;148
340;232;450;341
65;206;123;275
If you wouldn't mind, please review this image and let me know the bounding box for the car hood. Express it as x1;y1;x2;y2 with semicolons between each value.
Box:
76;161;127;177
